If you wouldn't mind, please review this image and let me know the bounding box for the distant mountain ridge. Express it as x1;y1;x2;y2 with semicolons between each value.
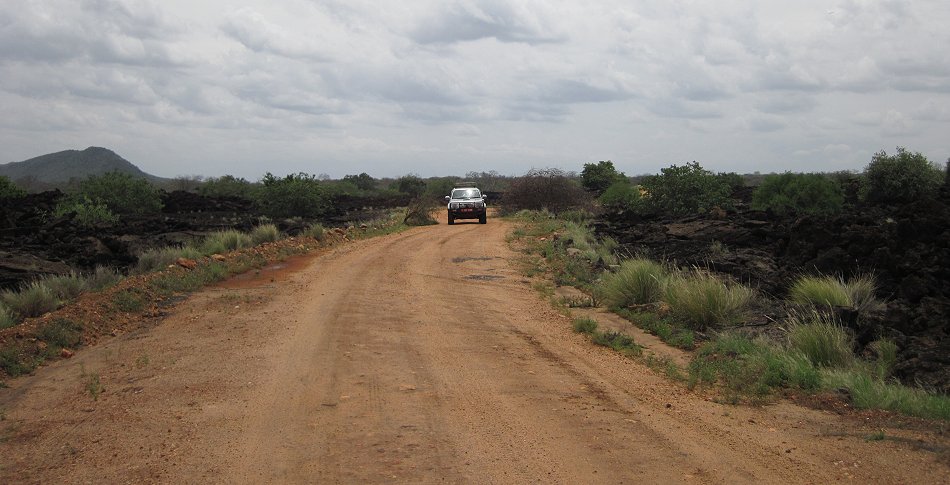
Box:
0;147;165;186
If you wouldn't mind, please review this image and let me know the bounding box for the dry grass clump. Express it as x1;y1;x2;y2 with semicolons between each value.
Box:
598;258;669;308
250;224;281;245
665;269;754;330
786;310;853;368
1;281;60;319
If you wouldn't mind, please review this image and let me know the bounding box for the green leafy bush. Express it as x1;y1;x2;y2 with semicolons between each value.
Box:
665;269;753;330
255;172;331;219
751;172;844;215
199;175;256;199
581;160;626;195
53;196;119;226
598;258;669;308
391;174;427;197
75;171;163;215
598;180;641;212
0;176;26;199
38;318;82;350
641;162;730;216
342;172;377;191
862;147;943;204
572;317;598;334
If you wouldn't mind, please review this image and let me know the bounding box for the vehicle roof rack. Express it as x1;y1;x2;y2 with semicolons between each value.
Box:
453;181;477;188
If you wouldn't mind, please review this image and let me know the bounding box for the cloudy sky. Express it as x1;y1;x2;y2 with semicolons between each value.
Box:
1;0;949;180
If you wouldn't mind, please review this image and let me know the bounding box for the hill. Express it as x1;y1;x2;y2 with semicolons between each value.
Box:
0;147;166;188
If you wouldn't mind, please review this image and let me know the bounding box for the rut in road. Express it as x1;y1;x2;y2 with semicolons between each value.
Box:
1;217;947;484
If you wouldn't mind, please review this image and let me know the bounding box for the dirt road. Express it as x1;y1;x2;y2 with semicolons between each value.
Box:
1;215;947;484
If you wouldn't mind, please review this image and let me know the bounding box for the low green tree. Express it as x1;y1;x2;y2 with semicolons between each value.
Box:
581;160;626;195
342;172;377;191
74;172;163;215
641;162;730;216
254;172;331;219
752;173;843;216
0;176;26;199
862;147;942;204
391;174;427;197
199;175;256;199
599;180;641;212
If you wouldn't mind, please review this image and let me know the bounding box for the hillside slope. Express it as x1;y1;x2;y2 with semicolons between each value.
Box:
0;147;164;184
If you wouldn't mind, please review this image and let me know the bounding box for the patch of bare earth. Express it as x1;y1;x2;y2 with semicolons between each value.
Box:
1;213;947;483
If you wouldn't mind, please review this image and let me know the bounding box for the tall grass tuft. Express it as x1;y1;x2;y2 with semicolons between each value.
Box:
41;272;88;300
87;265;122;290
598;258;669;308
250;224;281;245
0;302;15;329
789;275;851;308
869;338;898;379
135;246;203;274
303;223;326;241
846;273;881;314
200;230;252;254
823;370;950;421
786;311;853;368
1;281;60;319
665;269;754;330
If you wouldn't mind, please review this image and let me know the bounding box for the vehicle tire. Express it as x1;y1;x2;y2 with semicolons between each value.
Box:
447;214;454;225
479;214;487;224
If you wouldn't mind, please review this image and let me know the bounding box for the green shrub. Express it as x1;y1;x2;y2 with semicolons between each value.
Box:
255;172;331;219
862;147;943;204
822;370;950;420
598;258;669;308
342;172;377;191
0;347;34;377
53;196;119;226
303;223;326;241
616;310;695;350
76;171;163;215
591;331;641;355
786;311;853;368
38;318;82;350
581;160;626;195
1;281;60;319
250;224;281;245
200;230;252;255
572;317;598;334
751;172;843;215
390;174;427;196
41;272;88;301
199;175;256;199
112;289;145;313
665;269;753;330
0;303;16;329
598;180;641;212
641;162;730;216
0;176;26;199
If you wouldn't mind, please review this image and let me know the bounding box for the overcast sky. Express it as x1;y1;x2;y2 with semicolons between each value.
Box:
1;0;949;180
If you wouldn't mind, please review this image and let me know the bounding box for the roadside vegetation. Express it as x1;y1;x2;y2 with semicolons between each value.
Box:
505;151;950;421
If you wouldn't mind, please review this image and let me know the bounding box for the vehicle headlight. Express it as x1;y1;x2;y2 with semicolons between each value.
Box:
450;202;459;209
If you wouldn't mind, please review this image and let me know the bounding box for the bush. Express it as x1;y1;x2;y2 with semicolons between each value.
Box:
53;196;119;226
404;197;439;226
76;171;163;215
199;175;256;199
665;269;753;330
250;224;281;245
342;172;377;191
598;258;669;308
391;174;427;197
255;172;331;219
581;160;626;195
786;311;853;368
87;266;122;290
598;180;641;212
591;331;641;354
751;172;844;215
862;147;943;204
641;162;731;216
822;370;950;420
503;168;592;215
38;318;82;350
0;175;26;199
41;272;88;301
1;281;60;319
572;317;598;334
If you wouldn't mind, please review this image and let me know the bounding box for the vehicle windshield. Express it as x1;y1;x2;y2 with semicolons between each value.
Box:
451;188;481;199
